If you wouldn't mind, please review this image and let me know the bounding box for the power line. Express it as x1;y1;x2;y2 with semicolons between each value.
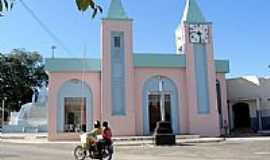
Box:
18;0;73;56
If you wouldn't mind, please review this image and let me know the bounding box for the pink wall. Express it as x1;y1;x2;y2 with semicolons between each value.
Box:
134;67;189;135
217;73;229;134
47;72;101;141
47;69;227;140
101;19;136;136
46;20;229;140
183;23;220;137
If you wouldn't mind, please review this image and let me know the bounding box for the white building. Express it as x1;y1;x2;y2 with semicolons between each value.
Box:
227;76;270;132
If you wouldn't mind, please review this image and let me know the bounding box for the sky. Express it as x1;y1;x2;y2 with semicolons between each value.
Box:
0;0;270;78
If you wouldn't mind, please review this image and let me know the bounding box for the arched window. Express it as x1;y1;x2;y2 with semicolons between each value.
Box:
57;79;93;133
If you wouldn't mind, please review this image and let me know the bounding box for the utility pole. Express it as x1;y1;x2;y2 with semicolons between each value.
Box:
1;100;4;127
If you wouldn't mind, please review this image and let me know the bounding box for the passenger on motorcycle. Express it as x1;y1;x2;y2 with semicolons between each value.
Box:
102;121;112;146
96;121;113;155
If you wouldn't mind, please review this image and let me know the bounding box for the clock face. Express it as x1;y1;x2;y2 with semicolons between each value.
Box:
189;24;209;44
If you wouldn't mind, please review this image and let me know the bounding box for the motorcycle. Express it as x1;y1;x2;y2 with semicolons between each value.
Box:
73;133;113;160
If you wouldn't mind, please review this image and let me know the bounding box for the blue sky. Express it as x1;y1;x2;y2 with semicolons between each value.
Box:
0;0;270;77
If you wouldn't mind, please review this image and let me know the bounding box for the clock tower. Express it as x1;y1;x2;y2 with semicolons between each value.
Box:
176;0;220;136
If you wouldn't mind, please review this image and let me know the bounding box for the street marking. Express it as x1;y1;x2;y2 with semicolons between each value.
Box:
254;152;270;155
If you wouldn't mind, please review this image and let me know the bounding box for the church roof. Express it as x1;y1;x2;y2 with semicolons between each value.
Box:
182;0;206;23
106;0;128;20
133;54;186;68
45;54;229;73
45;58;101;72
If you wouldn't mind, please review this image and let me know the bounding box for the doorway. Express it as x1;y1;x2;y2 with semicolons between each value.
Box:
148;94;171;133
233;102;251;129
64;97;86;132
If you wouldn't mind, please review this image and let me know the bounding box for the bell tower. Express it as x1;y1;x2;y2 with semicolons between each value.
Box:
176;0;220;136
101;0;136;135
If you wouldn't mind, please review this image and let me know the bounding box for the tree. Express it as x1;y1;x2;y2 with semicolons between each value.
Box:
0;49;48;111
76;0;103;18
0;0;102;18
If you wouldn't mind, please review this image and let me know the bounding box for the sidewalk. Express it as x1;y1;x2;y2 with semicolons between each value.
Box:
0;133;225;146
2;133;270;146
225;136;270;142
4;133;270;146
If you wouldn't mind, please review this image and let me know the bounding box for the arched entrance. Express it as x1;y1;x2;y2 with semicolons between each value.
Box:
143;76;180;135
233;102;251;129
57;79;93;133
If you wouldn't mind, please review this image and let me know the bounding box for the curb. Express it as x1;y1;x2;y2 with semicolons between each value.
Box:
0;136;25;140
225;137;270;142
3;136;270;146
1;138;225;146
0;134;200;141
179;138;225;144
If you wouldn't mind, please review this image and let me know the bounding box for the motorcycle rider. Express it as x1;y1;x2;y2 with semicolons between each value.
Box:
86;120;103;146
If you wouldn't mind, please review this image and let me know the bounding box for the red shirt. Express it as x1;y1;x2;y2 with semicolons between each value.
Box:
102;127;112;143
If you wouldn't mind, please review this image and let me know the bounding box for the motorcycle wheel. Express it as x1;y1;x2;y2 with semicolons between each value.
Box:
105;153;112;160
74;145;86;160
100;153;112;160
102;148;113;160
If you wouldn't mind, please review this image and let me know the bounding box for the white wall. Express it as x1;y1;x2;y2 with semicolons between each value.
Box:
227;77;270;110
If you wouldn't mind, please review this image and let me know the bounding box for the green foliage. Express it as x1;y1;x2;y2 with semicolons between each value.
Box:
76;0;90;12
0;0;103;18
76;0;103;18
0;49;48;111
0;0;14;16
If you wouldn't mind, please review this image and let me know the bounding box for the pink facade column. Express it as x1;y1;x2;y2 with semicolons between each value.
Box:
205;24;221;136
183;22;220;137
101;19;136;136
217;73;229;134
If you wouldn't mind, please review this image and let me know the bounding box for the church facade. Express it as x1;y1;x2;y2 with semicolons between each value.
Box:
45;0;230;140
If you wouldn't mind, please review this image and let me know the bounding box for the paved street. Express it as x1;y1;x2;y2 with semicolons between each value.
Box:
1;140;270;160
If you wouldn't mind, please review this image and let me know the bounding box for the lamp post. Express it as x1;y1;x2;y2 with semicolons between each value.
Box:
2;97;7;128
18;100;22;108
51;45;56;58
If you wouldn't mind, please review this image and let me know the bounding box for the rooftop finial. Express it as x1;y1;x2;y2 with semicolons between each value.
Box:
181;0;206;23
107;0;128;19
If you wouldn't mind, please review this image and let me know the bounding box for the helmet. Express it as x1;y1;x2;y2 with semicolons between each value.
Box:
94;120;101;128
103;121;109;128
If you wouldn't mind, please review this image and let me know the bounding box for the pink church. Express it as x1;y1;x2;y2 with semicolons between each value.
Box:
45;0;230;140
